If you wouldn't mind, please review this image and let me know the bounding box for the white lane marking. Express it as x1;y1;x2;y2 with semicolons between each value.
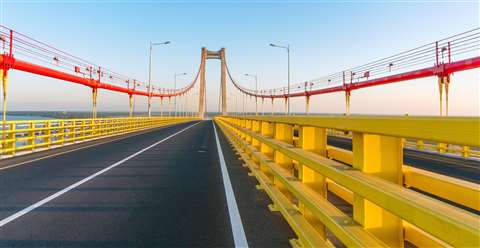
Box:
0;121;201;228
212;122;249;248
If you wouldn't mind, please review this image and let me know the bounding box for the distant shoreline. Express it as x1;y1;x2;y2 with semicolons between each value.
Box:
5;111;470;120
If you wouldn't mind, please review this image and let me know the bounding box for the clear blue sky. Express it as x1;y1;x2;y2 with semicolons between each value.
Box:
1;1;478;115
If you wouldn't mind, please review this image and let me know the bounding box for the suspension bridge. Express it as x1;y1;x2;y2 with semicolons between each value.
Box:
0;25;479;247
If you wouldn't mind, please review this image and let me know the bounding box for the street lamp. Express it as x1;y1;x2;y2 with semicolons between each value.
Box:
244;73;258;116
269;43;291;115
174;72;187;117
148;41;170;117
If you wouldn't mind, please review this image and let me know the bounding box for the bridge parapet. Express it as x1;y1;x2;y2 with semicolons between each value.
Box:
215;115;480;247
0;117;198;158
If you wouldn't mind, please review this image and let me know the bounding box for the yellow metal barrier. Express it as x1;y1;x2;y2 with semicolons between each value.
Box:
325;146;480;211
328;129;480;159
0;117;198;157
215;115;480;248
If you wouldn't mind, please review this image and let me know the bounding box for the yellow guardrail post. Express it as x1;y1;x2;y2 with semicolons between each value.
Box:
260;121;275;176
44;121;51;148
416;140;424;150
260;121;274;154
298;125;328;240
28;122;35;151
7;122;15;155
81;120;86;141
251;120;261;149
437;142;447;153
59;120;65;145
91;119;97;137
461;145;470;158
272;122;294;210
274;122;293;170
69;120;75;143
352;132;404;247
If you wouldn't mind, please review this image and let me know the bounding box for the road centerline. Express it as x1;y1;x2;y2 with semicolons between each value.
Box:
0;121;201;228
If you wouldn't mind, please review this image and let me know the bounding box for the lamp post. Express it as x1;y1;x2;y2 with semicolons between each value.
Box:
148;41;170;117
244;73;258;116
270;43;290;115
174;72;187;117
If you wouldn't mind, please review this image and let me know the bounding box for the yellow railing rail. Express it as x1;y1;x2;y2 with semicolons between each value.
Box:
328;129;480;158
215;115;480;248
0;117;198;157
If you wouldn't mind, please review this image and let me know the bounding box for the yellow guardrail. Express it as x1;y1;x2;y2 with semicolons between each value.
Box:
0;117;198;157
329;129;480;159
215;115;480;248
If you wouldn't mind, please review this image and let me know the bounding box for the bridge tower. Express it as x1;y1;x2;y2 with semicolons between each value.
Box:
198;47;227;119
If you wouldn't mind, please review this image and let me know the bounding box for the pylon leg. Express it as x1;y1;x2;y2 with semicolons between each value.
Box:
284;98;288;116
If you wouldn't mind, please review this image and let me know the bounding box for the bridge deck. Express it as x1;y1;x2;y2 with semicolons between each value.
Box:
0;121;294;247
0;121;477;246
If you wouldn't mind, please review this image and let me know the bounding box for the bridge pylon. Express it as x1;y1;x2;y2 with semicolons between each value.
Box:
198;47;228;119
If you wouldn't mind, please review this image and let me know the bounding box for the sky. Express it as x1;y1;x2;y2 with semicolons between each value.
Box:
0;0;479;116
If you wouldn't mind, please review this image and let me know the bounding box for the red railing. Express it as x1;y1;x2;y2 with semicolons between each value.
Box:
0;25;198;98
227;28;480;99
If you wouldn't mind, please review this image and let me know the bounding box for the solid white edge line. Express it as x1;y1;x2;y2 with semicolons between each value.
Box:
0;121;202;228
212;121;249;248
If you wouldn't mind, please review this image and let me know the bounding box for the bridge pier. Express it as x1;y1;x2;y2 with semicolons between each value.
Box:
160;97;164;117
129;94;133;117
168;97;172;117
271;98;274;116
260;97;264;115
1;69;8;150
91;87;98;119
345;90;351;115
438;75;450;116
305;95;310;115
